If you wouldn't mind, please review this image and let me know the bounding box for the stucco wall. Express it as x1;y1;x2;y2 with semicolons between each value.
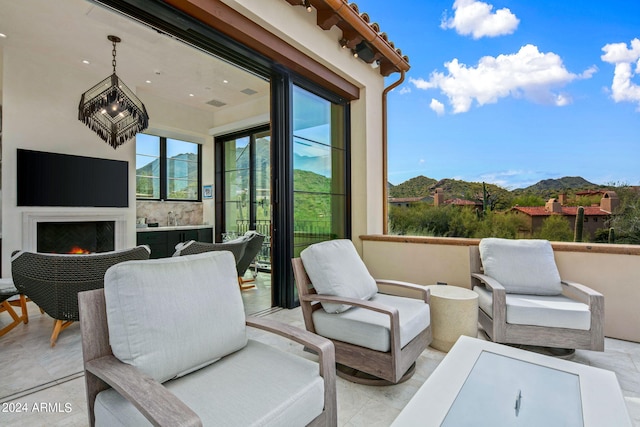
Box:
361;236;640;343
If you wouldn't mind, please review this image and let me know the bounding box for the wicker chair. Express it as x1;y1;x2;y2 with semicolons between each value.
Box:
173;232;265;290
11;245;151;346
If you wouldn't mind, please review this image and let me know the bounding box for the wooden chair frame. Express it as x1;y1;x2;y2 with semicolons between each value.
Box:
292;258;432;385
0;294;28;337
469;246;604;351
79;289;337;427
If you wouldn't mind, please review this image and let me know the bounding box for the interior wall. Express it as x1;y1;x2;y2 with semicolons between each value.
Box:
1;46;138;275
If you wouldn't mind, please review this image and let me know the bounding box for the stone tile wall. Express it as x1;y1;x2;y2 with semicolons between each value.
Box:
136;201;203;226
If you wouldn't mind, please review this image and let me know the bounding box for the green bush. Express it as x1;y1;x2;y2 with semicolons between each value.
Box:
535;215;574;242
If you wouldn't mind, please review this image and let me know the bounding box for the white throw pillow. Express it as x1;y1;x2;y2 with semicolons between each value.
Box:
104;252;247;383
479;238;563;295
300;239;378;313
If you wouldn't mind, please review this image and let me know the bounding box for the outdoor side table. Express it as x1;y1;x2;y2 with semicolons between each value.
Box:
426;285;478;352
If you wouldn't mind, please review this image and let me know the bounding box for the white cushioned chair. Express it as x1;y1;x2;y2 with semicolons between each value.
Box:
470;238;604;351
79;251;336;426
293;239;432;385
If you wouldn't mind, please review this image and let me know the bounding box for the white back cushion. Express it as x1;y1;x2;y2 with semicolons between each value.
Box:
104;252;247;383
300;239;378;313
479;238;563;295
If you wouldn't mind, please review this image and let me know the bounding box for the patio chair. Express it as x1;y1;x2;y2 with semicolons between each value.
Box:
470;238;604;352
292;239;432;385
11;245;151;346
79;251;336;426
0;279;28;337
230;231;265;289
173;232;265;290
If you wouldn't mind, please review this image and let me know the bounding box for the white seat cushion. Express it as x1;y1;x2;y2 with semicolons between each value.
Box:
312;293;431;352
479;238;563;295
300;239;378;313
94;340;325;427
474;286;591;330
104;252;247;383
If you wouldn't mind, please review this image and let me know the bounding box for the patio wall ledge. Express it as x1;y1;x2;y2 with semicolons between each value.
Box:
360;235;640;343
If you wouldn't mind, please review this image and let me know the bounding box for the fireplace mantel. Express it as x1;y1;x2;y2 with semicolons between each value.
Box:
22;211;127;252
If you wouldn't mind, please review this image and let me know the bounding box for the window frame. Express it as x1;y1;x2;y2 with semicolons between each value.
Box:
136;135;203;202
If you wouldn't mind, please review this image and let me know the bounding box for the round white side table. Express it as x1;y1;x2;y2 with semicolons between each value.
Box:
427;285;479;352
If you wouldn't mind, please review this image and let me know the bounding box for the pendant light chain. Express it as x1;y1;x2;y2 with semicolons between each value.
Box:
112;40;117;74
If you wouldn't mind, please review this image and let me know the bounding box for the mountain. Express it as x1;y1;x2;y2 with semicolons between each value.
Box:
518;176;599;192
388;175;437;198
388;175;510;204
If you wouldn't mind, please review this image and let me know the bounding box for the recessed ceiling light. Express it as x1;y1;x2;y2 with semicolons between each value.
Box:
223;80;229;84
145;80;152;84
0;33;7;38
82;60;91;64
189;93;195;97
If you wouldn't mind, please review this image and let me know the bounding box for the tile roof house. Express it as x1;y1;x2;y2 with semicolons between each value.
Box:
510;192;619;239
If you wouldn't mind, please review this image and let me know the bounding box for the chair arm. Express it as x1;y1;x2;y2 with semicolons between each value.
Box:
246;317;335;364
300;294;400;318
471;273;506;333
471;273;505;292
85;356;202;427
375;279;430;303
561;281;604;307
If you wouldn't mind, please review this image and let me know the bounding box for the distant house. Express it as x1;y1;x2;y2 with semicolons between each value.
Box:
443;198;483;208
510;191;619;239
388;196;432;207
433;188;482;209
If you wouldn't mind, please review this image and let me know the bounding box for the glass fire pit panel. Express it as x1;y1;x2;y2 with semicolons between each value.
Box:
442;351;584;427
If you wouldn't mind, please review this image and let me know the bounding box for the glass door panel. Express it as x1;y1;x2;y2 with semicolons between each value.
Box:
223;137;250;240
292;85;347;257
218;129;271;269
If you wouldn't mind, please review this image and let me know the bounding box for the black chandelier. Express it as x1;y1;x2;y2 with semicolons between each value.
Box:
78;35;149;149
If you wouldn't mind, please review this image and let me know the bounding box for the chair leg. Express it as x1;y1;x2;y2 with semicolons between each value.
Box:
11;295;29;324
238;276;256;291
50;320;74;347
1;301;23;337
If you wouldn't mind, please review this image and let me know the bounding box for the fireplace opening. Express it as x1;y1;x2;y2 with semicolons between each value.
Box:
37;221;116;254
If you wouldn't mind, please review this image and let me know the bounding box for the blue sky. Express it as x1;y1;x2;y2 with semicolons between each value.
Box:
355;0;640;189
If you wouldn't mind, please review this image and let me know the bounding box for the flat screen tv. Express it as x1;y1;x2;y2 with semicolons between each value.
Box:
17;149;129;207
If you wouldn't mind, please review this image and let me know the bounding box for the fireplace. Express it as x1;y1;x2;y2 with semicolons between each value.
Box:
22;211;127;253
37;221;115;254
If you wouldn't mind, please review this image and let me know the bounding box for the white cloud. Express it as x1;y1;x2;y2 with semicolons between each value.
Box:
430;98;446;115
398;86;412;95
441;0;519;39
410;44;594;113
601;39;640;109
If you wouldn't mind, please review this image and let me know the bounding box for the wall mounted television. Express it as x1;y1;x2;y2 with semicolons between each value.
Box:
17;149;129;207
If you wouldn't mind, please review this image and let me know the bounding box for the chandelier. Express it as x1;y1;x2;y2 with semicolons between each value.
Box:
78;35;149;149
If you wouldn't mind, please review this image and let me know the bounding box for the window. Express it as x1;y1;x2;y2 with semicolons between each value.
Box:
136;134;201;200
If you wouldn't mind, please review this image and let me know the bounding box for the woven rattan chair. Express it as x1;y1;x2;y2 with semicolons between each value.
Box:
11;245;151;346
173;234;264;290
232;231;265;289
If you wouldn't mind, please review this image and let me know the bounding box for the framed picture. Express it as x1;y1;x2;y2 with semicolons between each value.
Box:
202;185;213;199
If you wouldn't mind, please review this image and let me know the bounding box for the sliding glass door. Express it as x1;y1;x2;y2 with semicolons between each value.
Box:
292;85;348;257
216;126;271;270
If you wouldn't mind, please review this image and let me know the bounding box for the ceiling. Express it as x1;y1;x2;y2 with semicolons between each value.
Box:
0;0;269;115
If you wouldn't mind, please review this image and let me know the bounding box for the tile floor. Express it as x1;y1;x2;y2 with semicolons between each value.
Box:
1;278;639;426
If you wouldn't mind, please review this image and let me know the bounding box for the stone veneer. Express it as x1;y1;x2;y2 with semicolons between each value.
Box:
136;201;203;226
